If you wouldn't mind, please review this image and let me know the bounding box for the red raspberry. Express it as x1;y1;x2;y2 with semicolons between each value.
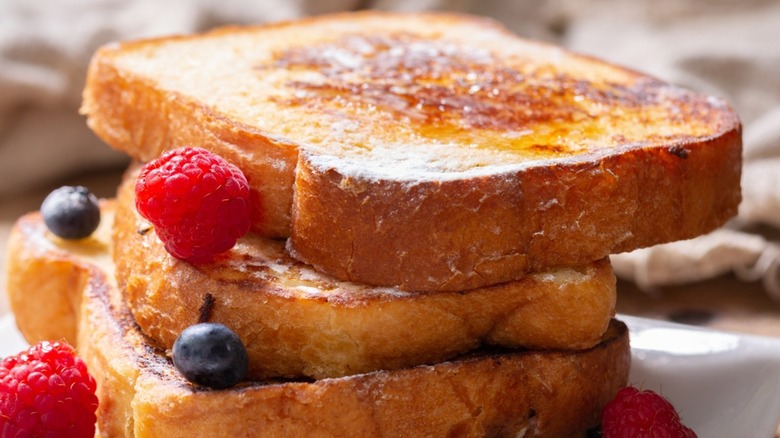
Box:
601;386;697;438
0;341;98;438
135;147;251;263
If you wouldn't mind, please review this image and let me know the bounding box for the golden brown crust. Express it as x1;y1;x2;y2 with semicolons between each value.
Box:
127;321;629;438
290;128;742;291
81;11;742;291
80;54;298;239
5;208;630;437
113;170;616;379
5;202;115;346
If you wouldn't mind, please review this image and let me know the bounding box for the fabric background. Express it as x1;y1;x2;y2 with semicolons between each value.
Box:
1;0;779;298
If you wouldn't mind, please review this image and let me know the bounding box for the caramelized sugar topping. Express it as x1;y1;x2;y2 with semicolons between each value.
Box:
271;34;656;129
257;32;722;158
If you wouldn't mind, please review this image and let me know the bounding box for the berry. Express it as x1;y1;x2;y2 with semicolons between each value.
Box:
0;341;98;438
172;323;248;389
135;147;251;263
601;387;696;438
41;186;101;239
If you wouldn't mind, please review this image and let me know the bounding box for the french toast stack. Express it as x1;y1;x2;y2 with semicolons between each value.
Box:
5;11;741;437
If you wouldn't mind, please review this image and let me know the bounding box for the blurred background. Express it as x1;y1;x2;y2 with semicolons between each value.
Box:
1;0;780;337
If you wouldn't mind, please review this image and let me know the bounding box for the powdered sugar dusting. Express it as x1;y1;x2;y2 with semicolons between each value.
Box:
301;144;618;183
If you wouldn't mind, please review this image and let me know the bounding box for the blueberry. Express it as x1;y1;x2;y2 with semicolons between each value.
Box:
172;323;248;389
41;186;101;239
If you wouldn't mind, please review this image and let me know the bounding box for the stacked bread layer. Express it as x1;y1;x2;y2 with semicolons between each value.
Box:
5;10;744;436
114;168;617;379
82;12;742;292
6;204;631;437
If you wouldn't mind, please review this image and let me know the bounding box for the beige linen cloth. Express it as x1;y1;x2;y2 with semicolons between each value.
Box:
1;0;779;305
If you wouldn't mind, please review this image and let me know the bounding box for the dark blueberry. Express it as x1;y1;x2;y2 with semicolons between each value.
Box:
41;186;101;239
172;323;248;389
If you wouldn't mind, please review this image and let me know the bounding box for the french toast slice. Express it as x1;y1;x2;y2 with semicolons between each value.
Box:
81;11;742;292
6;202;631;438
114;168;616;379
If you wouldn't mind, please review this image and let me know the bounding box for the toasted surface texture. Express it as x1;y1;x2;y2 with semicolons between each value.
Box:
6;204;114;347
5;206;631;438
81;11;742;291
114;169;616;379
8;200;630;437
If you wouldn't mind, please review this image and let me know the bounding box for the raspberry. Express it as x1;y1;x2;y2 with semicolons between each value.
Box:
0;341;98;438
601;387;697;438
135;147;251;263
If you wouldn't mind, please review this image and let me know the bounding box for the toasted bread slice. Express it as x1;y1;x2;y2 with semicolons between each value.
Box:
81;11;742;291
114;169;616;379
6;202;631;438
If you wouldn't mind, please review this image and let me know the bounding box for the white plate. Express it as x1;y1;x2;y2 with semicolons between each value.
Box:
622;314;780;438
2;314;779;437
0;315;29;355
